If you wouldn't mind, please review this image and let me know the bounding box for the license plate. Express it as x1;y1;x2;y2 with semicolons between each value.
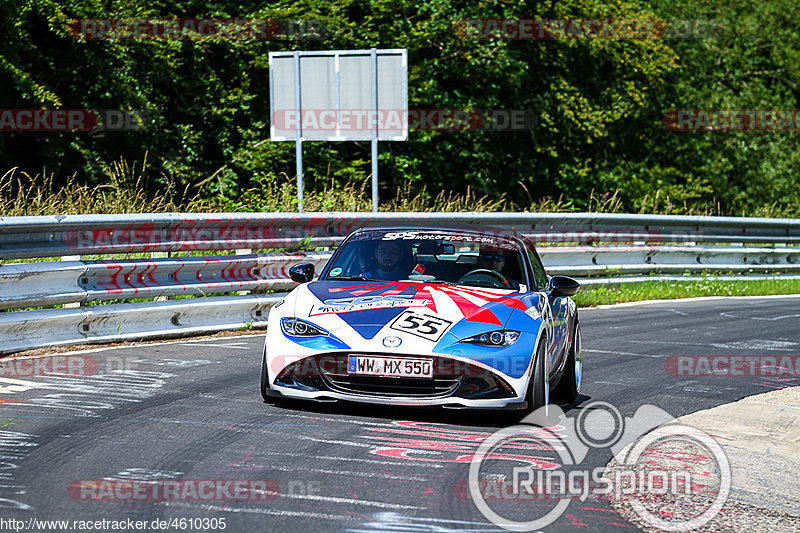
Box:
348;355;433;378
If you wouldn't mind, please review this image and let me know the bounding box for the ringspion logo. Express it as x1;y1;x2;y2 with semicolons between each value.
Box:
469;401;730;531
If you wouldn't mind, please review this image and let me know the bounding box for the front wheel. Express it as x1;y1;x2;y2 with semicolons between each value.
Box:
526;340;549;412
552;322;582;402
260;348;272;402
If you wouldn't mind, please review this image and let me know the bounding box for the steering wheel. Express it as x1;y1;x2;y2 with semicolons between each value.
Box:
457;268;508;288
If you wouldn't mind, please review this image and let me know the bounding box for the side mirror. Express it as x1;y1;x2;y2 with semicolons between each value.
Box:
549;275;580;297
289;263;315;283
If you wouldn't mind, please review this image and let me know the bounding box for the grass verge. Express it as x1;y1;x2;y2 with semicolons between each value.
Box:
0;162;756;216
574;278;800;307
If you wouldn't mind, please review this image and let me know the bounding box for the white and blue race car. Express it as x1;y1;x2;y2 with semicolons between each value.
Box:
261;226;582;411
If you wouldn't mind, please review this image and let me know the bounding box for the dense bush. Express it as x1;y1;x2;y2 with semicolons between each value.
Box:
2;0;798;215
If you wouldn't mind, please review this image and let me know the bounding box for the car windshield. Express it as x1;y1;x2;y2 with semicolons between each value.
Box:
323;229;528;290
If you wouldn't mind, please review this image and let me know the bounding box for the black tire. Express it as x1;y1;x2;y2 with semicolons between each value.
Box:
552;322;581;402
260;348;272;403
526;340;549;413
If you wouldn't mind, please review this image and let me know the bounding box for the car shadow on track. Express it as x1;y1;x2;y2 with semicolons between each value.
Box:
262;393;593;429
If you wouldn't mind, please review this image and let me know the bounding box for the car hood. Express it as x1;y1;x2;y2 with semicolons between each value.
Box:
292;280;530;342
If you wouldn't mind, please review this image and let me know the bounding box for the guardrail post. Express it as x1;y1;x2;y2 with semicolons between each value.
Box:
151;251;170;301
236;248;253;295
62;255;82;308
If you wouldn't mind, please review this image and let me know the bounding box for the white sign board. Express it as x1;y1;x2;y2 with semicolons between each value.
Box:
269;49;408;212
269;49;408;141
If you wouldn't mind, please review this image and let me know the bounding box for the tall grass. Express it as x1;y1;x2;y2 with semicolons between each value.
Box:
575;278;800;307
1;157;197;215
1;160;796;217
0;166;530;215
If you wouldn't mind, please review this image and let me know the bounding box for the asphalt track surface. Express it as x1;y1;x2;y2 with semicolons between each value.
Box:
1;295;799;532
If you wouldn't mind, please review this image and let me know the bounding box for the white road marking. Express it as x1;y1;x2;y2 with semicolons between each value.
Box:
2;371;175;417
168;489;422;510
583;349;663;358
0;377;43;394
252;430;445;468
274;491;423;509
257;450;422;468
627;337;800;354
711;339;798;351
276;411;397;427
108;468;183;480
164;501;355;521
182;343;250;350
347;512;508;533
250;461;430;481
0;429;39;509
721;311;800;322
628;339;716;347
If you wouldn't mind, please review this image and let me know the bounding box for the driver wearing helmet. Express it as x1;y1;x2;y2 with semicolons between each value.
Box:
476;246;520;290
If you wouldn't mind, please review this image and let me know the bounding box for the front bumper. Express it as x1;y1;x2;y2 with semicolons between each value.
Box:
268;352;529;409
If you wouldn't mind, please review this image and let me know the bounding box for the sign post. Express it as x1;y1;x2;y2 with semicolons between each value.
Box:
269;49;408;212
370;48;379;212
293;51;303;212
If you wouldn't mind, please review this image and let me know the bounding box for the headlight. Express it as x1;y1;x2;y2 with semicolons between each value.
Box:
462;330;520;347
280;318;328;337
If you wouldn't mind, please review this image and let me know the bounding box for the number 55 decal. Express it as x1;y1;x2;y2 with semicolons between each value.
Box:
390;310;452;341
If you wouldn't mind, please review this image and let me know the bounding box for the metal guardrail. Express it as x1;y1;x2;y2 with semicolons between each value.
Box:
2;212;800;259
0;295;278;355
538;245;800;277
0;252;330;310
0;212;798;354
